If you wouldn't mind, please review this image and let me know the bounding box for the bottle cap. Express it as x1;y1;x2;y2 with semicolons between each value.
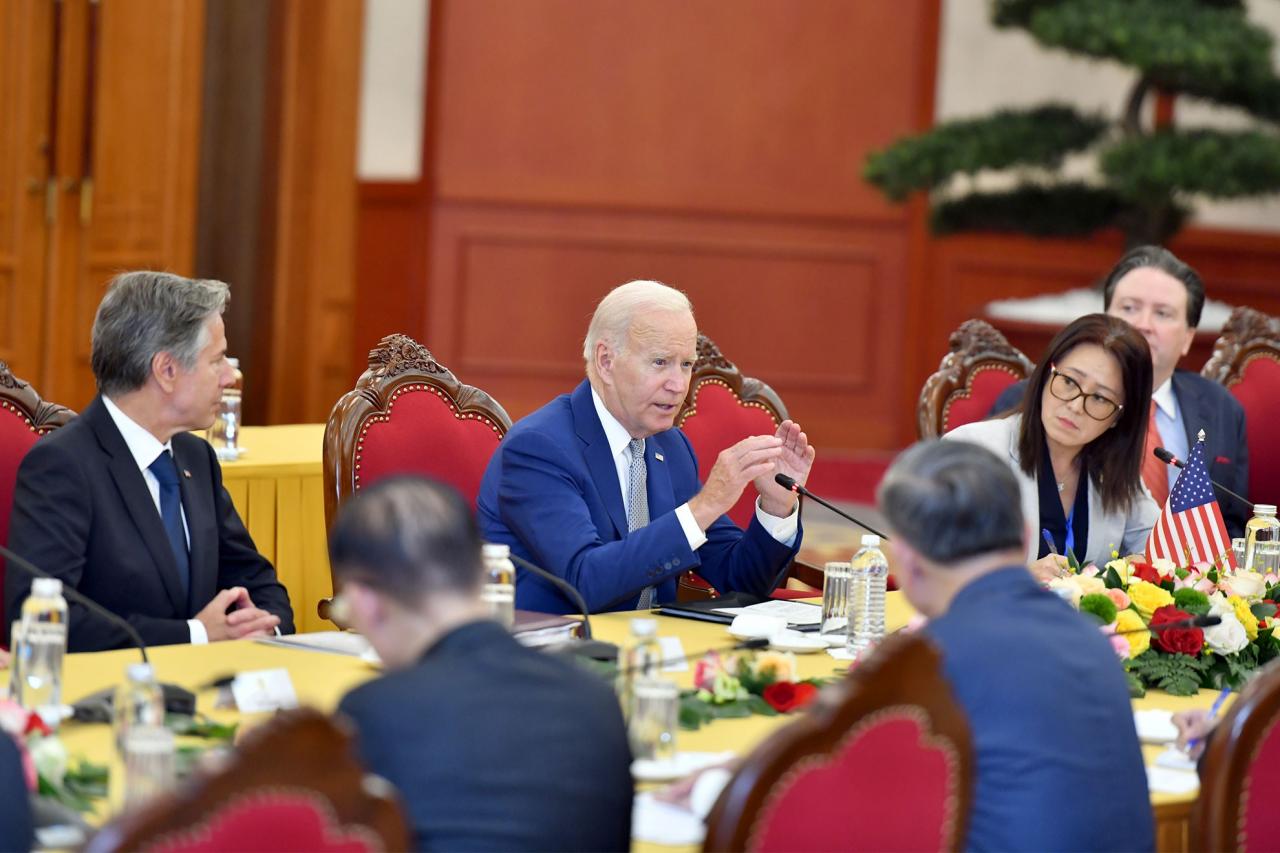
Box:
31;577;62;598
481;543;511;559
860;534;881;547
1254;504;1277;516
126;662;156;684
630;618;657;638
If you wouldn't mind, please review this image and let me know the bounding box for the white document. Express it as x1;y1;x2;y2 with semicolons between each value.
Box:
631;793;707;847
1133;709;1178;744
1145;765;1200;796
1153;747;1198;772
658;636;689;672
231;668;299;712
255;631;373;658
712;599;821;625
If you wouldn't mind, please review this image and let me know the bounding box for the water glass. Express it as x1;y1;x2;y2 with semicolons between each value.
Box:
206;392;242;461
1233;538;1247;568
628;678;678;761
122;725;176;807
820;561;852;644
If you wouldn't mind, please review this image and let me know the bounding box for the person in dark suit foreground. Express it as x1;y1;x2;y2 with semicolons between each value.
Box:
478;279;813;613
332;477;633;852
878;440;1153;852
5;271;293;652
0;731;34;851
989;246;1248;536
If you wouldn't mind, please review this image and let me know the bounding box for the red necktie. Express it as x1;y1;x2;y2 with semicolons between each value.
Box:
1141;407;1169;508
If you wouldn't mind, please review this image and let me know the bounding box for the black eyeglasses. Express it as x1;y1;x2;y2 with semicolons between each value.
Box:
1048;365;1123;421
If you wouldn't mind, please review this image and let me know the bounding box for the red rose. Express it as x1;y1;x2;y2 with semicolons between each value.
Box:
762;681;818;713
1150;605;1205;657
1131;563;1162;585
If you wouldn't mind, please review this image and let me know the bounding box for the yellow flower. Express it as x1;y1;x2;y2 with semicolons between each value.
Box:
1105;558;1132;585
1114;609;1150;658
1129;581;1174;621
1229;595;1260;641
752;650;798;683
1076;575;1107;597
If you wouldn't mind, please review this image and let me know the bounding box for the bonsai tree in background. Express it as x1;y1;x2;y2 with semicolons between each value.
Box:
865;0;1280;246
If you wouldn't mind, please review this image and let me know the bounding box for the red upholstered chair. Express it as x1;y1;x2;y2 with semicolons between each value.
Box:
1202;306;1280;505
703;631;972;852
674;335;822;598
918;320;1033;439
0;361;75;611
321;334;511;620
85;709;409;852
1193;659;1280;851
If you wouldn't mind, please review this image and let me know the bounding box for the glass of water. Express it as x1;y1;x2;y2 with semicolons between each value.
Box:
122;725;176;807
820;561;852;645
629;678;678;762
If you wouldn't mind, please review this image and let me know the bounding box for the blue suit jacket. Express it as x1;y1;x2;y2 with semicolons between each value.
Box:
928;568;1154;852
476;380;800;613
990;370;1249;536
338;620;633;851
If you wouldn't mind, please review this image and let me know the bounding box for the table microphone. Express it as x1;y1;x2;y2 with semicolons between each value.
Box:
506;552;619;661
774;474;890;541
615;637;768;678
0;542;196;719
1153;447;1251;508
1112;613;1222;635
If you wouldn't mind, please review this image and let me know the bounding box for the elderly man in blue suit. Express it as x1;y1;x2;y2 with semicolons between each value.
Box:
990;246;1248;536
478;280;815;613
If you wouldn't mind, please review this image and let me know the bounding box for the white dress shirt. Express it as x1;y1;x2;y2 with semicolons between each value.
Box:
1152;378;1188;494
101;396;208;644
589;389;798;549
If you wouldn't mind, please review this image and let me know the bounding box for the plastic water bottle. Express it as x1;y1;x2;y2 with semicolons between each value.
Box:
846;534;889;658
619;618;661;718
14;577;68;727
480;543;516;629
1244;504;1280;573
114;663;174;807
819;561;852;645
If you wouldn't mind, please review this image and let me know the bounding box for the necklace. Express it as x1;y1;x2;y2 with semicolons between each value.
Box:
1056;480;1066;493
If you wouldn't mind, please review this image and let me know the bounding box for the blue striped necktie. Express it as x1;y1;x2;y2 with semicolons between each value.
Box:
148;449;190;597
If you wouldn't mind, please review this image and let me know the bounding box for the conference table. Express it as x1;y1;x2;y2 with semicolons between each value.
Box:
53;595;1212;851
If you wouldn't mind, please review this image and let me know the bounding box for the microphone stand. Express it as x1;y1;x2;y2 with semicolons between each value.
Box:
506;552;620;661
1112;614;1221;635
1153;447;1251;509
774;474;891;541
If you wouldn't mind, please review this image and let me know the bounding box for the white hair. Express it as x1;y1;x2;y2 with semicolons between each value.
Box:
582;280;693;373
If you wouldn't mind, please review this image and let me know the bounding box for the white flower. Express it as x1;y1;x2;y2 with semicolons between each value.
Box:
1151;557;1178;578
1203;603;1250;655
1219;572;1266;601
29;735;67;786
1048;576;1082;608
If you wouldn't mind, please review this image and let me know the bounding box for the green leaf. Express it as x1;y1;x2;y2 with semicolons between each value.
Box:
1101;130;1280;203
1104;566;1125;590
1127;649;1212;696
930;183;1133;237
1252;602;1277;620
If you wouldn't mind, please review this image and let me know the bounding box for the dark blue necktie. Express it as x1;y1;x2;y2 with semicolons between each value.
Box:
148;449;190;596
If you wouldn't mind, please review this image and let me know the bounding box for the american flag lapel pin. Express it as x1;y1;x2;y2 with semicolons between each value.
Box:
654;452;664;462
183;469;192;479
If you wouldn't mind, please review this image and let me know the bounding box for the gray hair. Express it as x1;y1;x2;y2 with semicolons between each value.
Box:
91;271;229;396
329;476;484;602
877;440;1025;564
582;279;694;372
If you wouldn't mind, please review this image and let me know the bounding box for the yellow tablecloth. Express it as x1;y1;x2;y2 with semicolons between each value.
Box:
217;424;330;634
54;594;1213;851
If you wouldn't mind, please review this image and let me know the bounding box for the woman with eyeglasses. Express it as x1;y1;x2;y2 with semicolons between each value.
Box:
944;313;1158;582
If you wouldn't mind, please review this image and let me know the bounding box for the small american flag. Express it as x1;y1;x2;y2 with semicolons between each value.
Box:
1145;436;1236;569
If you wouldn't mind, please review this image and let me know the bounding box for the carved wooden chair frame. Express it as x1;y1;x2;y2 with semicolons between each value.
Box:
0;360;76;434
321;334;511;620
702;631;972;851
1201;305;1280;387
917;319;1033;439
85;709;409;852
1193;661;1280;850
674;334;822;592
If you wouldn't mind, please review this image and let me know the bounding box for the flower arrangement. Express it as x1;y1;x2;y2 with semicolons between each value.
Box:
680;650;828;730
0;700;107;812
1051;555;1279;696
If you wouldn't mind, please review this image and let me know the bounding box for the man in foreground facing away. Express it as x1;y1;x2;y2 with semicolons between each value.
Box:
331;477;633;851
478;279;814;613
878;440;1153;852
6;271;293;651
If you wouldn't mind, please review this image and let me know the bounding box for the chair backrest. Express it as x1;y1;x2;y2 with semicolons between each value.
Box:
85;709;410;852
702;631;972;852
1202;306;1280;504
1193;660;1280;851
0;362;75;606
917;320;1032;439
324;333;512;529
676;334;788;529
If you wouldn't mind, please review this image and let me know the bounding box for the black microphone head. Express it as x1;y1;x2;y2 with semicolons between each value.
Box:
774;473;797;490
1195;614;1223;628
738;637;770;650
1153;447;1175;464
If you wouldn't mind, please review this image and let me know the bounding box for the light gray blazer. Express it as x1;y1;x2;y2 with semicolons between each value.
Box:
942;415;1158;565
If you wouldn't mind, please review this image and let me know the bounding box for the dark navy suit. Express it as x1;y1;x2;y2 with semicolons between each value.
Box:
0;733;33;851
338;620;633;852
477;380;800;613
927;567;1153;852
5;396;294;652
990;370;1249;536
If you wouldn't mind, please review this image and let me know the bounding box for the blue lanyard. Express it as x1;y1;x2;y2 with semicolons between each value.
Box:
1064;500;1077;559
